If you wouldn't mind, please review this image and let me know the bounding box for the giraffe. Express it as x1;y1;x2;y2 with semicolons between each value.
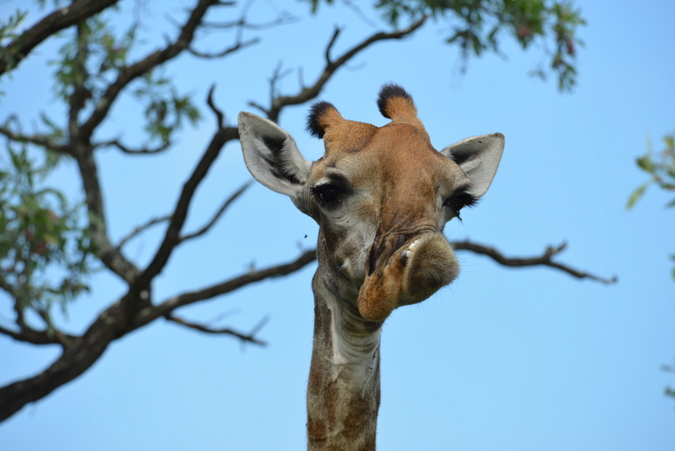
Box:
238;84;504;450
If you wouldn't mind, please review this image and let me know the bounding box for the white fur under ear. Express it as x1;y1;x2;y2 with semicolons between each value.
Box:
238;112;312;199
441;133;505;198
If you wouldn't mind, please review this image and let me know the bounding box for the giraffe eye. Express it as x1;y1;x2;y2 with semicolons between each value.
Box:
312;184;345;207
443;190;477;219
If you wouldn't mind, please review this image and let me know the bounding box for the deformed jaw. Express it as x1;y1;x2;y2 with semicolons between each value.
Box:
356;233;459;322
400;234;459;305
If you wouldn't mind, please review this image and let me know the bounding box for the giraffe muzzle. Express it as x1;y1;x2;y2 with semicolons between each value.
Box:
356;233;459;322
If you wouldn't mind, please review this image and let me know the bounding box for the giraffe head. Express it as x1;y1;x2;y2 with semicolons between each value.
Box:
239;85;504;322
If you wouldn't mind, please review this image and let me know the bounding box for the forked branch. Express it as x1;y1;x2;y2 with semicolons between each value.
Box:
95;139;172;154
0;0;121;76
250;16;427;122
452;240;617;284
166;314;267;345
180;181;253;243
0;120;70;155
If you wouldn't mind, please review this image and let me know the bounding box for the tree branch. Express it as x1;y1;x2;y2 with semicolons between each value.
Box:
179;181;253;243
75;149;141;283
201;10;298;31
189;36;259;59
0;322;75;346
68;22;91;140
131;126;239;292
95;139;172;154
138;248;318;325
69;0;225;283
116;214;172;250
0;299;128;422
255;16;427;122
0;120;70;155
206;85;225;128
0;0;121;76
452;240;618;284
78;0;221;141
165;314;267;345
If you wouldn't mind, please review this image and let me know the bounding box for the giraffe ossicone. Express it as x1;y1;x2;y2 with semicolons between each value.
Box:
239;84;504;450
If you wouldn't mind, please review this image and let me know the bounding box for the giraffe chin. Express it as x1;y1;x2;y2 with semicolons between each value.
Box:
356;233;459;322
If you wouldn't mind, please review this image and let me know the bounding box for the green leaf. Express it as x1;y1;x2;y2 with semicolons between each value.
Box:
636;155;655;173
626;182;649;209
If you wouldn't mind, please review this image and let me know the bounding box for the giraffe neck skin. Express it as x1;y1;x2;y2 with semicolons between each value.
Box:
307;240;383;451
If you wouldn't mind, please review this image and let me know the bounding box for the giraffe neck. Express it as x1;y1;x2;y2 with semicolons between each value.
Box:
306;272;382;451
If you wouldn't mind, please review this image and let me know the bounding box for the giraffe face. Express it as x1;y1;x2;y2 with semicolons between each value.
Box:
238;85;504;322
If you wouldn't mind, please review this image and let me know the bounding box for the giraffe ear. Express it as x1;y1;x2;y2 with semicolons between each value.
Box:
239;112;312;202
441;133;505;198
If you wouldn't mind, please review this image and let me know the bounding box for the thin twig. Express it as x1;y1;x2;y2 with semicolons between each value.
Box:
132;126;239;290
0;0;121;76
96;139;172;154
0;322;75;346
202;10;298;30
188;37;259;59
260;16;428;121
0;123;70;155
140;249;318;323
116;215;172;250
165;314;267;345
180;181;253;242
451;240;618;284
206;85;225;128
325;27;342;65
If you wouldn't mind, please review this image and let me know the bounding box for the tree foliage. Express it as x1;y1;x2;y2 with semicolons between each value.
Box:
308;0;585;90
628;132;675;279
0;0;603;423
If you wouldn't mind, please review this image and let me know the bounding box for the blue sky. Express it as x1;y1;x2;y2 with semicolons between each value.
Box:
1;1;674;450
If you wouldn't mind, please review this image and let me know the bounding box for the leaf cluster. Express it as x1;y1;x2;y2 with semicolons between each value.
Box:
0;145;92;327
0;9;28;76
628;133;675;279
628;133;675;209
304;0;585;91
132;72;201;143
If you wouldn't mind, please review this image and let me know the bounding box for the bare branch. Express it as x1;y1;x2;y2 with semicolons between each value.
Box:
202;10;298;30
0;289;76;346
75;150;141;283
0;120;70;155
165;314;267;345
116;215;172;250
0;0;121;76
95;139;172;154
0;300;128;422
325;27;342;65
0;277;76;346
188;36;259;59
68;22;91;140
139;249;317;324
0;322;75;346
452;240;618;284
206;85;225;127
180;181;253;243
132;126;239;291
260;16;428;122
341;0;379;28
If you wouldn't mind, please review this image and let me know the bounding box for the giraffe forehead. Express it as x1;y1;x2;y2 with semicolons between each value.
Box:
313;123;459;188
